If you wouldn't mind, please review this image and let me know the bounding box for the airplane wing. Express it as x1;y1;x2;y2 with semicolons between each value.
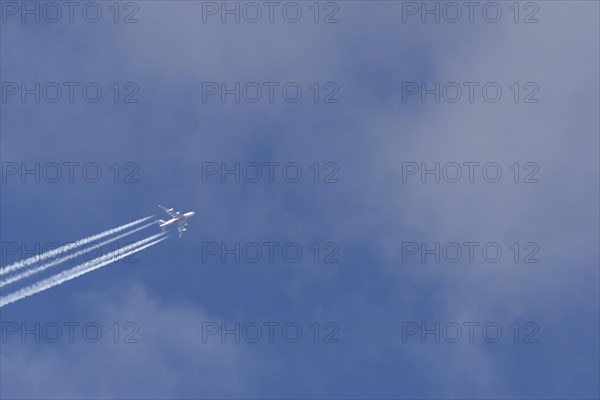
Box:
159;205;180;218
177;220;188;238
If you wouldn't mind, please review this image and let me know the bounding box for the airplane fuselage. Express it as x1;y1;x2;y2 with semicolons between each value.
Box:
159;212;195;228
157;206;195;237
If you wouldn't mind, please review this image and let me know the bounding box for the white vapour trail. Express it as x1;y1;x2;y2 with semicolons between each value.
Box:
0;222;156;288
0;216;154;276
0;233;167;308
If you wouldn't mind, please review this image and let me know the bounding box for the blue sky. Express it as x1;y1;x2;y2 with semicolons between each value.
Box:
1;1;599;398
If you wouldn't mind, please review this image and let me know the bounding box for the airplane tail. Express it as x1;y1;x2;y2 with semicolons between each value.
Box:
156;219;167;232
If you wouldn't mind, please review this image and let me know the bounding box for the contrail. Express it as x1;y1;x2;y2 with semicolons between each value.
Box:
0;222;156;288
0;216;154;276
0;233;167;308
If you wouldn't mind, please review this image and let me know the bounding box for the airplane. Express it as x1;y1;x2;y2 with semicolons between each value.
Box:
156;205;195;237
